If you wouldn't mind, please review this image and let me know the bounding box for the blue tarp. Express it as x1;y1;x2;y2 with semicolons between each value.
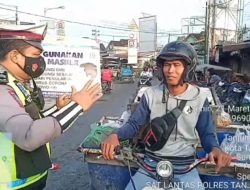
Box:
121;67;133;76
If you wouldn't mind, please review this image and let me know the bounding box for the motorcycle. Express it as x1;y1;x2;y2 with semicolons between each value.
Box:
102;80;111;94
215;82;248;105
138;76;152;87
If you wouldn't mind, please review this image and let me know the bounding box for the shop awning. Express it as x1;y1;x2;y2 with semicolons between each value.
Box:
222;42;250;52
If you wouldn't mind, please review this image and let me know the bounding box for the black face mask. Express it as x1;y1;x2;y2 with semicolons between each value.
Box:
16;52;46;78
23;56;46;78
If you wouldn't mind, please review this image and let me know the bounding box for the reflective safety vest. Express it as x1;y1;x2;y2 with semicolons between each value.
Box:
0;73;51;190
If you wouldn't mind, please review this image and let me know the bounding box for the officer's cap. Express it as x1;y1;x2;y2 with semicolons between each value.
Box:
0;24;47;51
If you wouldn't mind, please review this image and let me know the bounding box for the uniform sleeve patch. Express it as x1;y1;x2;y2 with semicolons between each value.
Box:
0;71;8;84
8;90;23;107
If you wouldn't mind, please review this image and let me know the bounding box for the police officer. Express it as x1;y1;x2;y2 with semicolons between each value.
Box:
0;24;102;190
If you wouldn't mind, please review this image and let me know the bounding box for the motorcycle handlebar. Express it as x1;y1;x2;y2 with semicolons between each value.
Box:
77;146;239;175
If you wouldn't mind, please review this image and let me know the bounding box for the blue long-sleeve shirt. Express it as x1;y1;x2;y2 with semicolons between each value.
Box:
117;95;219;154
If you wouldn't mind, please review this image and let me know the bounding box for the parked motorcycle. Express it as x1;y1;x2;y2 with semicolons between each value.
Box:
214;81;248;104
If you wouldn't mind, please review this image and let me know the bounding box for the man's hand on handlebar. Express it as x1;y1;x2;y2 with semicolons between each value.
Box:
208;147;232;172
101;133;120;160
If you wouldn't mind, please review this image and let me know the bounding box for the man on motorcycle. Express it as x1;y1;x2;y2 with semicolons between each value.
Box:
101;64;113;90
140;66;153;78
139;67;153;87
101;41;231;190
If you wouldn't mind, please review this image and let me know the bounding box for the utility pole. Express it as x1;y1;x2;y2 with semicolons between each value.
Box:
237;0;245;42
205;1;211;65
205;1;208;65
15;6;18;25
241;0;245;29
210;0;216;49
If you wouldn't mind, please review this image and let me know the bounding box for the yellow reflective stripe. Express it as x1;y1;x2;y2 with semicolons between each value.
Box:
46;143;51;155
7;74;26;105
10;142;16;181
0;133;12;190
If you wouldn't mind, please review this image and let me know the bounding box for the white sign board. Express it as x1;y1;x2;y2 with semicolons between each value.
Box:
139;16;157;52
128;48;138;64
128;33;138;64
56;20;65;37
36;36;100;97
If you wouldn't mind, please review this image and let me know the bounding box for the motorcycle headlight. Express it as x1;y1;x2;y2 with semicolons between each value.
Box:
156;161;173;178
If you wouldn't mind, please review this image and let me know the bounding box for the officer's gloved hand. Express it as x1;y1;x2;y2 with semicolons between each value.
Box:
71;80;103;111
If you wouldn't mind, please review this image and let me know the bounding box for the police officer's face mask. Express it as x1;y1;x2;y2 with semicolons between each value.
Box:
16;52;46;78
22;55;46;78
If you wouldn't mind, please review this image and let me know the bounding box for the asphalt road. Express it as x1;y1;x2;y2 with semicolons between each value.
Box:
44;80;141;190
